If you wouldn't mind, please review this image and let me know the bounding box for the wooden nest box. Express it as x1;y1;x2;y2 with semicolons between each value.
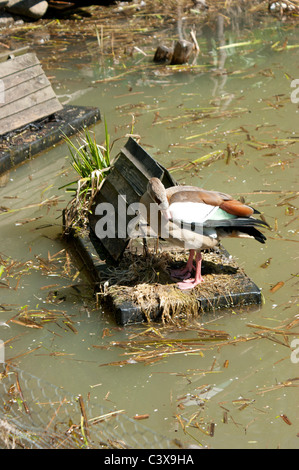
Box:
88;137;177;261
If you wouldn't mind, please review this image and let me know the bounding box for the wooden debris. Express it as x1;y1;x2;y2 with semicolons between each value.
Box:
260;257;272;269
97;323;231;367
280;414;292;426
133;414;150;420
78;394;90;440
170;40;194;65
153;39;194;65
15;372;30;415
153;45;173;63
270;281;285;293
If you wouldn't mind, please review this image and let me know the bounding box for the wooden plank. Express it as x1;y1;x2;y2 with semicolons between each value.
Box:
97;178;124;207
114;154;152;196
104;168;141;205
0;51;63;135
0;97;63;135
95;177;137;230
0;47;30;64
0;52;40;79
122;137;177;189
122;145;164;180
0;86;59;120
161;168;177;190
1;74;51;107
90;175;139;260
99;237;129;262
1;64;44;91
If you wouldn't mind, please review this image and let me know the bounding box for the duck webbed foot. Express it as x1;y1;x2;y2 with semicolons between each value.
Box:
170;249;195;280
176;251;203;290
177;276;204;290
170;265;194;280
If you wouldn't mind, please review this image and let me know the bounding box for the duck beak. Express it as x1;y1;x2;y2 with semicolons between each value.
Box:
157;200;171;220
161;208;172;220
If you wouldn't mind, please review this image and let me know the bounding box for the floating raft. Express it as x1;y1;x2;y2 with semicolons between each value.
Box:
66;138;262;326
0;47;101;174
72;232;262;326
0;104;101;174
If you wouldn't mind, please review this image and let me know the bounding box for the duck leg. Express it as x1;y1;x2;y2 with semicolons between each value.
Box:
177;251;204;290
170;249;195;280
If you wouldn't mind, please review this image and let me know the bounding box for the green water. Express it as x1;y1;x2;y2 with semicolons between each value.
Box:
0;7;298;448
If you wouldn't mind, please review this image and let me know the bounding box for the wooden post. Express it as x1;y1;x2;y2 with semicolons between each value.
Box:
153;45;173;63
170;40;193;65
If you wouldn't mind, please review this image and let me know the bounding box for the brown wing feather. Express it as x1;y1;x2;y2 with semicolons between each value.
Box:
167;188;232;205
166;186;254;217
220;199;254;217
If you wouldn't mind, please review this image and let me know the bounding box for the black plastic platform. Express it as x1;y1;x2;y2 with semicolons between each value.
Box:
0;105;101;174
69;230;262;326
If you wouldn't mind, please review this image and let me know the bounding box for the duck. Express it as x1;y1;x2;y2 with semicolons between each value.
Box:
139;177;269;290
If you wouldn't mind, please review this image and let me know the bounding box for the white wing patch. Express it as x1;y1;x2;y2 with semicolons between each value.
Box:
169;202;220;224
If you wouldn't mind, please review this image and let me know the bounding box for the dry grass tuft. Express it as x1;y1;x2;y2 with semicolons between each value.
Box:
101;246;244;323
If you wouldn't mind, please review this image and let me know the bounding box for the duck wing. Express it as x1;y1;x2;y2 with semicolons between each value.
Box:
167;188;269;244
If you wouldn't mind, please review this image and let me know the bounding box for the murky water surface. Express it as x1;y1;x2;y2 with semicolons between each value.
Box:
0;5;299;448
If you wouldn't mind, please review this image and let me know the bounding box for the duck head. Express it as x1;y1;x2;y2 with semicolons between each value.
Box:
147;178;172;220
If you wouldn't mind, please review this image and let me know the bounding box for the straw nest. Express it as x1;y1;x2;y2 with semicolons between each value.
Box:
100;246;246;323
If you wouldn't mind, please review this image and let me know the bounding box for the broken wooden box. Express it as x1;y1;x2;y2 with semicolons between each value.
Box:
0;47;101;174
69;138;262;326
